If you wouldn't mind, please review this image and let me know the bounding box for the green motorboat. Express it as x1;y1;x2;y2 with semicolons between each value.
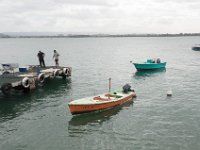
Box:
131;58;166;71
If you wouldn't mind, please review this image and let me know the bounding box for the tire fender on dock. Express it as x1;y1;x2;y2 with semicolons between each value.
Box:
53;69;59;77
63;68;69;76
38;73;45;83
22;77;31;88
1;83;12;94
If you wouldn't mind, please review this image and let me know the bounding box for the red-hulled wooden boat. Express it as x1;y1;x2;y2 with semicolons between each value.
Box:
68;91;136;115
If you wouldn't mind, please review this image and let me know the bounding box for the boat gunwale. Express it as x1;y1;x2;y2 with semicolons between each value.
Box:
68;92;136;105
70;98;134;115
133;62;167;65
68;92;136;114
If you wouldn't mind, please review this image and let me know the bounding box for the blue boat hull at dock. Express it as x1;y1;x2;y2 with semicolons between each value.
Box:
133;62;166;71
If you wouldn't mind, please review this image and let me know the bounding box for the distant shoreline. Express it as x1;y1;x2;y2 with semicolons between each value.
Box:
1;33;200;38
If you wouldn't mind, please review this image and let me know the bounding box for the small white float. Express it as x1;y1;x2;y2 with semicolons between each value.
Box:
167;90;172;96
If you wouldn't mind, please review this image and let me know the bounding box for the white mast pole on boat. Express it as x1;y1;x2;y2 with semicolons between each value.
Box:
109;78;111;93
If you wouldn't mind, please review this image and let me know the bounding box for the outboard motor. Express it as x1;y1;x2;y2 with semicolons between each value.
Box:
123;84;132;93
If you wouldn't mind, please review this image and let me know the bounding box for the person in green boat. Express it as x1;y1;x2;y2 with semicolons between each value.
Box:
157;58;161;63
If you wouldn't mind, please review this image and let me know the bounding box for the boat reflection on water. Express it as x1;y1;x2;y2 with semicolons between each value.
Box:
36;78;72;95
134;68;166;78
68;99;134;127
0;78;71;99
0;78;71;122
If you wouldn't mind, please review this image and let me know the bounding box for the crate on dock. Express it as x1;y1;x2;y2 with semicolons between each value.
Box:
19;67;28;72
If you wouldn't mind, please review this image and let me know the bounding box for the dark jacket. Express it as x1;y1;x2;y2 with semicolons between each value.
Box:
37;52;45;60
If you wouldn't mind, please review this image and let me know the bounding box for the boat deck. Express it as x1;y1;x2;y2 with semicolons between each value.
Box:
69;92;132;105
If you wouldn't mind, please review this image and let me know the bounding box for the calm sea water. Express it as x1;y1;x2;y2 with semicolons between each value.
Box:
0;37;200;150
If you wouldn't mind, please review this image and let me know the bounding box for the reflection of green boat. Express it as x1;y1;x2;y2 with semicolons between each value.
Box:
134;68;166;77
132;59;166;71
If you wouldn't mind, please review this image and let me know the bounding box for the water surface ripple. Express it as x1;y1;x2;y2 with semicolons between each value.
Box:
0;37;200;150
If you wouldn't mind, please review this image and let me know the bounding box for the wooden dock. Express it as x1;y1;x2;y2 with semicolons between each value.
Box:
0;65;72;95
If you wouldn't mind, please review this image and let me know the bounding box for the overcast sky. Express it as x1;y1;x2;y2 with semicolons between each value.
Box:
0;0;200;34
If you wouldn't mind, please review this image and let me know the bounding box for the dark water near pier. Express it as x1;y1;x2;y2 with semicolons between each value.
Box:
0;37;200;150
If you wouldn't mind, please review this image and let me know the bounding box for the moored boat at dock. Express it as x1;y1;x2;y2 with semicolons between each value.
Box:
0;64;72;95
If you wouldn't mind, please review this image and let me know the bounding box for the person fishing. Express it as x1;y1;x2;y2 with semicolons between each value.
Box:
37;51;45;67
53;50;60;67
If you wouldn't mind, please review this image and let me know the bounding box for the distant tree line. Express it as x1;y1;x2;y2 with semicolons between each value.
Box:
1;33;200;38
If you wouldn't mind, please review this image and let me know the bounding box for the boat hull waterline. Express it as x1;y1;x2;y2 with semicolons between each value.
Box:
133;62;166;71
68;92;136;115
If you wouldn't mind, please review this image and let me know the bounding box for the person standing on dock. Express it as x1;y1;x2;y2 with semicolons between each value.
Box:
37;51;46;67
53;50;60;67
